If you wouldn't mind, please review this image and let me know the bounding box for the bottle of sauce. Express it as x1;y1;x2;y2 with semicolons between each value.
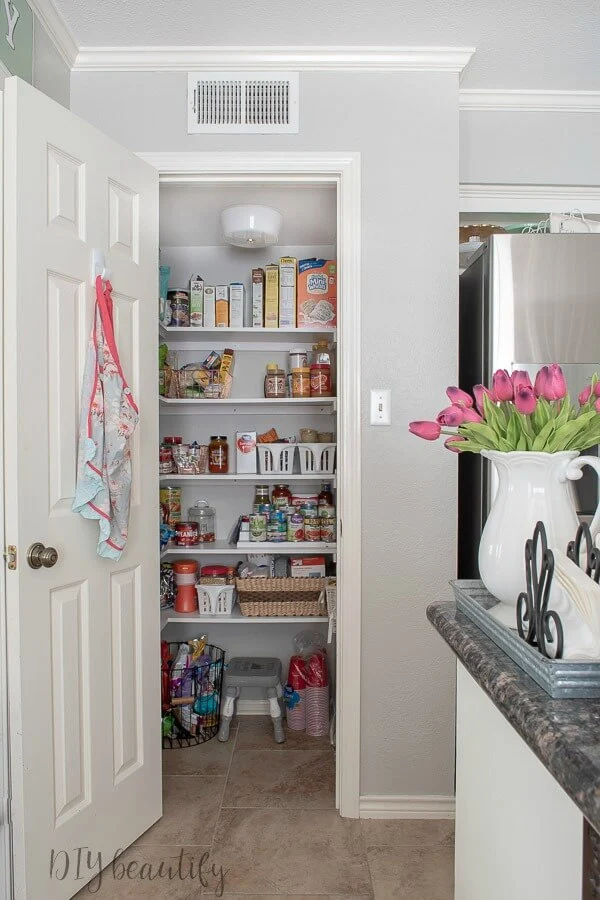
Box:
264;363;286;398
209;436;229;473
318;482;334;507
272;484;292;510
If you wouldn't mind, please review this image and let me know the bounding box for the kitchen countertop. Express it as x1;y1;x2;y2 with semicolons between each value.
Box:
428;599;600;834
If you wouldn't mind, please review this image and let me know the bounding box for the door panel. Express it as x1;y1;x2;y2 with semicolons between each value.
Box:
3;77;160;899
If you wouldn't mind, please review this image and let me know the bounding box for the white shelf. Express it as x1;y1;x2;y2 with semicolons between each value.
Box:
159;473;336;485
161;540;336;558
159;396;336;415
161;606;327;630
159;325;336;343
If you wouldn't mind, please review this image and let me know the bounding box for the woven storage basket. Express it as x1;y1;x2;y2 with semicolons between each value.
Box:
235;577;327;617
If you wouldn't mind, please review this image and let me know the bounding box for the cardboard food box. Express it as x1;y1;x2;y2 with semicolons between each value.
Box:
229;283;244;328
216;285;229;327
252;268;265;328
264;265;279;328
236;431;257;474
218;348;235;398
297;259;337;328
290;556;326;578
203;285;216;327
278;257;297;328
189;275;204;327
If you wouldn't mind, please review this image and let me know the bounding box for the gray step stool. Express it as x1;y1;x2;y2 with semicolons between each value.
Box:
218;657;285;744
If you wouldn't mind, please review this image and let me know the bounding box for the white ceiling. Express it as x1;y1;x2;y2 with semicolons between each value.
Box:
52;0;600;89
159;182;337;247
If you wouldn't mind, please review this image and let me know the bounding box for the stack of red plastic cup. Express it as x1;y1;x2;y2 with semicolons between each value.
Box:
286;655;308;731
305;650;329;737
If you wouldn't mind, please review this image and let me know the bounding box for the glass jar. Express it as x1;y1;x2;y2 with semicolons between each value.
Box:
272;484;292;510
188;500;216;543
208;435;228;473
310;363;332;397
318;482;334;507
264;363;286;398
253;485;270;512
291;367;311;398
312;340;331;366
289;348;308;370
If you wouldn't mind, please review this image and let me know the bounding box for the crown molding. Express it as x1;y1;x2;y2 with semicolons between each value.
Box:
73;45;475;74
460;183;600;213
459;89;600;112
27;0;78;68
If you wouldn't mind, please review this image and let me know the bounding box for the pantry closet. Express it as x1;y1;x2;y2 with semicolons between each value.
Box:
149;163;360;813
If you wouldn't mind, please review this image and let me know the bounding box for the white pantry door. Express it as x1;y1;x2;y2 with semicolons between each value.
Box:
3;77;160;898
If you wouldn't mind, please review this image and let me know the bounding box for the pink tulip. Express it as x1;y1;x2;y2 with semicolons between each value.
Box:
535;364;567;401
514;385;537;415
444;436;466;453
511;370;533;393
461;407;483;423
473;384;495;415
595;398;600;414
546;364;567;400
445;386;473;409
579;385;592;405
409;421;442;441
594;383;600;398
492;369;513;402
437;405;465;427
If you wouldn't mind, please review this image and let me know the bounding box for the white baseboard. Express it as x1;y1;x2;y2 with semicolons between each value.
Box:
359;794;456;819
236;699;271;715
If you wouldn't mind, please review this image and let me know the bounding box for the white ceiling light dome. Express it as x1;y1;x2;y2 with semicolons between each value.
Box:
221;204;283;248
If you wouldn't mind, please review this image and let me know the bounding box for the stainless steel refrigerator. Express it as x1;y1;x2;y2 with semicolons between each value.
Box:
458;233;600;579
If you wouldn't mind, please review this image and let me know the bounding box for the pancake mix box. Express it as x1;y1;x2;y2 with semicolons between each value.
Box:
297;259;337;328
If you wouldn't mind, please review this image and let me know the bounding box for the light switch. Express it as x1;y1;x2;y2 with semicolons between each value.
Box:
370;389;391;425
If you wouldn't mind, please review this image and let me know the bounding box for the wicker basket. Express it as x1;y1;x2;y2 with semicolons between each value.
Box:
235;577;327;617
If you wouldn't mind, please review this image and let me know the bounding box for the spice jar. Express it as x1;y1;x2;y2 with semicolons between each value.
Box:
188;500;216;543
292;367;311;398
264;363;286;398
209;435;228;473
272;484;292;510
173;560;199;613
310;363;332;397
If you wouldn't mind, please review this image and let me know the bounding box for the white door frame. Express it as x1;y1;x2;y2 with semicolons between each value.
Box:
139;150;362;818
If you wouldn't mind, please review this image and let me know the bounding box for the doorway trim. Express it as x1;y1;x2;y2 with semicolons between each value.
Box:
139;151;362;818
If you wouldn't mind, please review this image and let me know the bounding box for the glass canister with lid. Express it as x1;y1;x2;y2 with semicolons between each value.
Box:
208;435;229;473
188;500;216;543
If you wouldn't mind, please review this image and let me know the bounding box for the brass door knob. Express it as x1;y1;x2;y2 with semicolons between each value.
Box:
27;542;59;569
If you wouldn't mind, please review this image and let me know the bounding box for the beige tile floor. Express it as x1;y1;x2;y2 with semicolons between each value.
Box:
75;717;454;899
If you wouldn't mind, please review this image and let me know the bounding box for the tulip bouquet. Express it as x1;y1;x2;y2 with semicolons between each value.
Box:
409;365;600;454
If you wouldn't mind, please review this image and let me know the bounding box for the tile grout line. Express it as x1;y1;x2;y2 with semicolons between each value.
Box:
209;719;240;856
359;822;377;900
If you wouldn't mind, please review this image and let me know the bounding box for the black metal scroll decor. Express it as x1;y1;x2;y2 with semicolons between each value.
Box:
517;521;564;659
516;521;600;660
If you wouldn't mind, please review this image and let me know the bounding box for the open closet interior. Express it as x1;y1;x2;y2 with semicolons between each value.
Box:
157;178;340;802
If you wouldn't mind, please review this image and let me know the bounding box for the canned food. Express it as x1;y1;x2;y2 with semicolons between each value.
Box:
269;509;287;525
267;522;288;542
160;486;182;525
174;522;199;546
320;516;336;542
159;444;174;474
287;512;305;542
250;514;267;542
318;505;336;518
304;516;321;542
257;502;272;516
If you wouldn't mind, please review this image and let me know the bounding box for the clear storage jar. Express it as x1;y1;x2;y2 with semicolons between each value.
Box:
188;500;216;543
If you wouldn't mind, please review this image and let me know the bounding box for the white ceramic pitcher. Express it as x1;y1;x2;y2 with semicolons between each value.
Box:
479;450;600;627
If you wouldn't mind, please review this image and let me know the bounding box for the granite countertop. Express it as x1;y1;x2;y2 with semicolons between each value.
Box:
428;600;600;834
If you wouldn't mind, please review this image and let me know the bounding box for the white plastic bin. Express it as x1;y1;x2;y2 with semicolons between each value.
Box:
257;444;296;475
195;584;236;616
297;443;336;475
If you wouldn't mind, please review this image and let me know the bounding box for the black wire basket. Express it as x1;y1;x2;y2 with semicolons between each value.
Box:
161;642;225;749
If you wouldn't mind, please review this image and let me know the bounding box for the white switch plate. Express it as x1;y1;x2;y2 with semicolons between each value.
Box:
370;388;391;425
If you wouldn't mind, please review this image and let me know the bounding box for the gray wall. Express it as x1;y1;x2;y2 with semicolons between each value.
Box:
32;17;70;108
71;69;460;799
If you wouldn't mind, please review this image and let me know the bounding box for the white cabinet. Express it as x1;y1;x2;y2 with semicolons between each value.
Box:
455;662;583;900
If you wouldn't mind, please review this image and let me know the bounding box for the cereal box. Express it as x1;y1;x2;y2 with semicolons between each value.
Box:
189;275;204;327
264;265;279;328
203;285;216;327
279;257;297;327
252;268;265;327
229;283;244;328
297;259;337;328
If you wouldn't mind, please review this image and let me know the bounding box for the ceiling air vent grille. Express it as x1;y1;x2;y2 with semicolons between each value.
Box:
188;72;299;133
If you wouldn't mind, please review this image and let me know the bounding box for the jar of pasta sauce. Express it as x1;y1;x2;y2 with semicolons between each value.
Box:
209;436;229;473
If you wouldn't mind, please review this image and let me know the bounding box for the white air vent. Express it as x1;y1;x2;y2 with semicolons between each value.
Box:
188;72;299;134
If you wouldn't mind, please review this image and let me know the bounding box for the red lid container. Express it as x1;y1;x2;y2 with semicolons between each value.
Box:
201;565;229;577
